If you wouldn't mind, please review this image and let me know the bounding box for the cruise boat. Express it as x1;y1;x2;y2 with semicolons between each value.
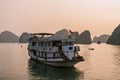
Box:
28;33;84;67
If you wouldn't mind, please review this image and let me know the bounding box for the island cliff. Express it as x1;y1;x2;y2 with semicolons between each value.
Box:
19;32;32;43
19;29;92;44
107;24;120;45
93;35;110;43
77;30;92;44
0;31;19;43
54;29;92;44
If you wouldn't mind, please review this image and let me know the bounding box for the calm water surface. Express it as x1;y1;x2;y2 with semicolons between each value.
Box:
0;43;120;80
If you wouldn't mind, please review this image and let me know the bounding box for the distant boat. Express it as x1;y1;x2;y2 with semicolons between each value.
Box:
88;48;94;50
97;41;101;44
27;33;84;67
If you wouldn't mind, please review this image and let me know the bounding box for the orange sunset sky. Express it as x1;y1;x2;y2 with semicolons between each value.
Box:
0;0;120;37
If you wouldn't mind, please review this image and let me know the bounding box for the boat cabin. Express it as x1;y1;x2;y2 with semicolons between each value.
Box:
28;33;81;62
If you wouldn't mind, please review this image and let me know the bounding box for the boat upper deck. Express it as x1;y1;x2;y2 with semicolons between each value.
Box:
29;33;75;42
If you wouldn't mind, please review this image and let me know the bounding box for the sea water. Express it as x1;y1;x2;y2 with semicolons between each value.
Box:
0;43;120;80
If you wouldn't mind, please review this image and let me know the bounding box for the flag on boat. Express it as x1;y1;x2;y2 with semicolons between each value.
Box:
69;29;73;34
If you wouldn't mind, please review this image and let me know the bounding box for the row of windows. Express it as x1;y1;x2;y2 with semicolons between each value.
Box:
31;42;74;47
32;42;52;47
32;51;61;59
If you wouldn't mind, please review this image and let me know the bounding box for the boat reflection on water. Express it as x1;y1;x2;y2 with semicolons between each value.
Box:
28;59;84;80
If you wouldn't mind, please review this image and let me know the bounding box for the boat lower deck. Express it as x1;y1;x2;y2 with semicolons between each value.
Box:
29;52;84;67
30;57;83;67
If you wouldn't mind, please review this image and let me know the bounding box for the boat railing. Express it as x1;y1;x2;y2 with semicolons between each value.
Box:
59;50;69;61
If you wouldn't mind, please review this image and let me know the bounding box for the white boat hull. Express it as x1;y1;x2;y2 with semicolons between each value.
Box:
30;57;79;67
41;61;78;67
28;53;82;67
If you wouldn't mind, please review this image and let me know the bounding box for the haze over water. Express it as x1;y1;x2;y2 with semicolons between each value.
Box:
0;43;120;80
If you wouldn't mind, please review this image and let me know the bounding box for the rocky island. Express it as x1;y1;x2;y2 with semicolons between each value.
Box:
0;31;19;43
107;24;120;45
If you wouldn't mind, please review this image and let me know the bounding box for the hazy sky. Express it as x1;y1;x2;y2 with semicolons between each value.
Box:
0;0;120;37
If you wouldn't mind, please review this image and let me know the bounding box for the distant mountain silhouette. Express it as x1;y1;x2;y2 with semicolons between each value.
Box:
19;29;92;44
19;32;32;43
107;24;120;45
54;29;70;36
0;31;19;43
93;34;110;43
19;29;70;43
55;29;92;44
77;30;92;44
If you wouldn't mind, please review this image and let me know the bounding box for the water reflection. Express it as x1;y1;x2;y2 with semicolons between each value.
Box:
113;52;120;66
28;59;84;80
2;43;120;80
112;46;120;67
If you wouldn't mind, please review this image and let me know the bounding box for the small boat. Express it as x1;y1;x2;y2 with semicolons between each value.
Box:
97;41;101;44
21;45;23;47
88;48;94;50
28;33;84;67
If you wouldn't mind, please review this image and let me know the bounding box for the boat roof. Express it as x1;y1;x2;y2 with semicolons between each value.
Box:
29;34;75;42
30;33;54;35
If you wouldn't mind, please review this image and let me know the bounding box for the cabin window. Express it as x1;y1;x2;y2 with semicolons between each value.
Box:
39;42;45;47
53;53;55;58
32;42;36;46
39;52;41;57
41;52;43;58
52;41;61;47
43;52;45;58
47;42;51;47
52;53;60;58
55;53;60;58
70;42;73;45
37;51;40;57
35;42;37;46
38;42;41;46
43;42;47;47
33;50;37;56
41;42;43;47
45;52;47;60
